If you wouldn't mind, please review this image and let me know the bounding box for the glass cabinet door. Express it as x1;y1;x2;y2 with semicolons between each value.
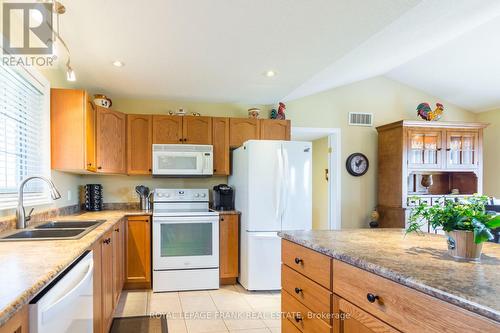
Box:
446;131;479;168
407;130;443;169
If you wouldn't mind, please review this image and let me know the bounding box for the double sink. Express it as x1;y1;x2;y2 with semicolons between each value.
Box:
0;220;105;241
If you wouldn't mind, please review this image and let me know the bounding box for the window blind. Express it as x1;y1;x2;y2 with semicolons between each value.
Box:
0;64;50;209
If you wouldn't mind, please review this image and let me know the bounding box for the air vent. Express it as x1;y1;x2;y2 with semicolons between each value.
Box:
349;112;373;127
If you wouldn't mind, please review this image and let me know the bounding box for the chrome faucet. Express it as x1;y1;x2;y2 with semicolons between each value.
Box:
16;176;61;229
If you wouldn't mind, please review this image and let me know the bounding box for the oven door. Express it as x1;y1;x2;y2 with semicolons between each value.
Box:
153;216;219;270
153;151;203;175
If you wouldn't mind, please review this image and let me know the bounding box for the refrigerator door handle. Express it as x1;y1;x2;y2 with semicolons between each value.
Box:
275;147;284;220
281;147;290;220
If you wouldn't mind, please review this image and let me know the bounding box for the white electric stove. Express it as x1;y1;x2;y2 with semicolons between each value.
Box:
152;189;219;292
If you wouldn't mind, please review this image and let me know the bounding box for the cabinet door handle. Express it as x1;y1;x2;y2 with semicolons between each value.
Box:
294;287;302;294
97;166;102;170
294;257;303;264
179;138;183;142
437;148;442;151
220;217;224;221
103;238;111;244
446;148;451;151
367;293;379;303
115;228;119;232
294;314;303;323
183;138;188;142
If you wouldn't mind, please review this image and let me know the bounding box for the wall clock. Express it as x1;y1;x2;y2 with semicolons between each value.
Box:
346;153;369;176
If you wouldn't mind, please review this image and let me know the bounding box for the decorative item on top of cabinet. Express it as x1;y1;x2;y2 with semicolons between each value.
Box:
125;216;151;290
260;119;291;141
248;108;261;119
0;305;28;333
51;88;96;172
96;106;127;173
376;120;488;228
277;102;286;120
218;212;239;284
229;118;260;148
212;117;230;175
127;114;152;174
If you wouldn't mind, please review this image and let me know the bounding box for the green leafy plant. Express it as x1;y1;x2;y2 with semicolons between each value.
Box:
406;195;500;244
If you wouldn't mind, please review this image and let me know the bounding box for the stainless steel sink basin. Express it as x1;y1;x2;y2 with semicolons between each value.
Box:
0;219;105;241
2;229;87;240
35;220;102;229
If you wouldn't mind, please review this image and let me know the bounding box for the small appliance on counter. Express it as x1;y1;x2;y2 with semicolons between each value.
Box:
135;185;152;211
213;184;234;211
84;184;103;211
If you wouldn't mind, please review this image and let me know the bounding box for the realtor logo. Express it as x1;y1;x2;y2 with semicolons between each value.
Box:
2;2;54;55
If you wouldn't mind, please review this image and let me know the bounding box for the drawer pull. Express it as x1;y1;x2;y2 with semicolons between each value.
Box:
367;293;379;303
294;314;303;323
294;287;302;294
294;257;303;264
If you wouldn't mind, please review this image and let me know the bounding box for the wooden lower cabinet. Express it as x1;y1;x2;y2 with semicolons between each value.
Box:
113;220;125;306
125;215;151;289
0;305;28;333
334;296;400;333
91;221;127;333
281;239;500;333
219;213;239;284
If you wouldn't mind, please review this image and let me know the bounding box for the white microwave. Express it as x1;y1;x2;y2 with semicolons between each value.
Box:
152;144;213;176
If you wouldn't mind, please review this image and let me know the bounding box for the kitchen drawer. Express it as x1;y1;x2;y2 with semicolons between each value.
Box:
282;290;332;333
282;240;332;289
333;260;500;333
283;317;303;333
282;264;332;324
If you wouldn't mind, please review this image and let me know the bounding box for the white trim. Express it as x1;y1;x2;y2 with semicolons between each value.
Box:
292;127;342;230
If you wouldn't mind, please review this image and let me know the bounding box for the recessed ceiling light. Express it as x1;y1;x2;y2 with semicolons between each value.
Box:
265;70;276;77
112;60;125;67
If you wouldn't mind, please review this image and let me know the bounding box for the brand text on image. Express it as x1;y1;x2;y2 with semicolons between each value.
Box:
2;2;56;66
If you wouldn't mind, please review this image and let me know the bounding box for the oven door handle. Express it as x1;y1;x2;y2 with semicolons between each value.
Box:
153;216;218;223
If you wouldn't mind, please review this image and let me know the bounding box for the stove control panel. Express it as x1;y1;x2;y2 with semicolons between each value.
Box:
154;189;209;202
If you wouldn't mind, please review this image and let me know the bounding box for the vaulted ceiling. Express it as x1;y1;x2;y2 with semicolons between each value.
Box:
55;0;500;111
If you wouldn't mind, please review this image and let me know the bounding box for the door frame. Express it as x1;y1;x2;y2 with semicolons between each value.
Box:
291;127;342;230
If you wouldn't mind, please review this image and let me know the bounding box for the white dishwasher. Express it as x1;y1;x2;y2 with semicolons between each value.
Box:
29;251;94;333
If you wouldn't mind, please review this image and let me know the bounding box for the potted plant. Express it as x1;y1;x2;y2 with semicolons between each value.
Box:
406;195;500;261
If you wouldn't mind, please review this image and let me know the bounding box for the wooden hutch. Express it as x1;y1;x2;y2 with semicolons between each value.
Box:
376;120;489;229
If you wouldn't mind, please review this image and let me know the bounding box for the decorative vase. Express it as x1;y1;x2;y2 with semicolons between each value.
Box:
421;174;433;194
445;230;483;261
248;108;261;119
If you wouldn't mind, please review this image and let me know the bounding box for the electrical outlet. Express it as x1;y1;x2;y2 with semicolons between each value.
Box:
67;190;72;201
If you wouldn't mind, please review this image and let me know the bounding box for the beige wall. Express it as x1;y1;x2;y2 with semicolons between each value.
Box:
312;137;329;230
285;76;475;228
477;109;500;198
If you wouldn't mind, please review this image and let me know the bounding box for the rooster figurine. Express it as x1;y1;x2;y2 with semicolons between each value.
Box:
417;102;444;121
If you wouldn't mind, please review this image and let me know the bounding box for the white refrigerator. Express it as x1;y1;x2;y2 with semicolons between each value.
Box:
229;140;312;290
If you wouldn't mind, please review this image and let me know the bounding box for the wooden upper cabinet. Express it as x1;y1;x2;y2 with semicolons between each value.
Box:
229;118;260;148
96;107;126;173
183;116;212;144
212;117;230;175
0;305;28;333
152;115;183;143
127;115;152;174
51;88;96;172
125;216;151;289
260;119;291;141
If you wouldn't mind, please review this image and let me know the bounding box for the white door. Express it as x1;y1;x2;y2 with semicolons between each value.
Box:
241;231;281;290
247;140;284;232
281;142;312;231
153;216;219;270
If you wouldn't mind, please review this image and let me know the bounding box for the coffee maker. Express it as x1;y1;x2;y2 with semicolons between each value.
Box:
213;184;234;211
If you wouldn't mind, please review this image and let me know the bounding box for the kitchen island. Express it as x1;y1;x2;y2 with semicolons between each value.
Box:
279;229;499;333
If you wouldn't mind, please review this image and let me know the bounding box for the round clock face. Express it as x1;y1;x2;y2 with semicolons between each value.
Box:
346;153;369;176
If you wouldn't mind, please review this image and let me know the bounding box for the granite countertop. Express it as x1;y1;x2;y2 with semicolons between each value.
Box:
278;229;500;322
0;210;151;327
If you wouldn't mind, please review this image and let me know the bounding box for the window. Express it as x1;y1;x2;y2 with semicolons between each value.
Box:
0;64;50;209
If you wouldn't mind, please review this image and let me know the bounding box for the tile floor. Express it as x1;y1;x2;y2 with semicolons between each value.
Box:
114;284;281;333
